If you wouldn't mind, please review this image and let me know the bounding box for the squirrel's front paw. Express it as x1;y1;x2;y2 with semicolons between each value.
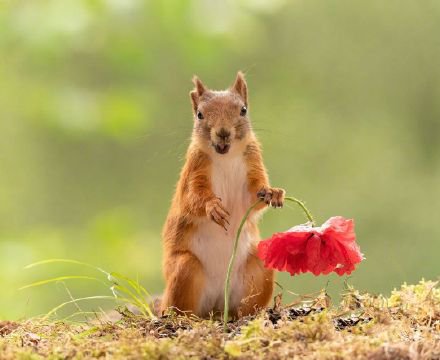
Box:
206;197;230;230
257;187;285;208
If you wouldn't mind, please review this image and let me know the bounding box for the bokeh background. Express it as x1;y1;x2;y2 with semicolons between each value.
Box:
1;0;439;320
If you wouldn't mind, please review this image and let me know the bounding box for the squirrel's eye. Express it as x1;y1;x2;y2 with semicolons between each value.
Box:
197;111;204;120
240;106;247;116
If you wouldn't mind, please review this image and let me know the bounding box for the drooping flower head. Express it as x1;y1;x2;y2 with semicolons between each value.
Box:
257;216;363;276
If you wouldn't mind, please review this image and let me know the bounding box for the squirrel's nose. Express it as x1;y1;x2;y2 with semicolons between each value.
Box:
216;128;231;140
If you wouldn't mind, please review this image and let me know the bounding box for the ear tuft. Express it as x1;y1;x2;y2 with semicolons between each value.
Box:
232;71;248;105
190;75;207;114
192;75;206;96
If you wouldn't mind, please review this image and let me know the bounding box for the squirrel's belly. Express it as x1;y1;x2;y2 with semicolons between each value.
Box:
189;217;255;315
189;153;255;315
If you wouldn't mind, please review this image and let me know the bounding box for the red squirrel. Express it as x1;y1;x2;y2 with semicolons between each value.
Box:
161;72;285;318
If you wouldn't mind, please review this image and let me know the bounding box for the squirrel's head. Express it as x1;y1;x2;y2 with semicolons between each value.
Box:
190;72;251;155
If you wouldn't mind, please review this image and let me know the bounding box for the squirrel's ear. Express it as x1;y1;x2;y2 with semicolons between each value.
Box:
231;71;248;106
193;76;206;96
190;75;207;113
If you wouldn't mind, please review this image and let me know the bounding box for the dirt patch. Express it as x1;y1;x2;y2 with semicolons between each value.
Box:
0;321;19;337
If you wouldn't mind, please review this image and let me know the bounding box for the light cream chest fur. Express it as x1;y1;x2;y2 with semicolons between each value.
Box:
189;151;256;315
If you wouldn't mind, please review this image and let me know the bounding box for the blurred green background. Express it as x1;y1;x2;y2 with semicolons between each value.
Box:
1;0;439;320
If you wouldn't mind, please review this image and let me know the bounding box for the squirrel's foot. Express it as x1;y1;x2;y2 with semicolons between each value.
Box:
257;187;285;208
206;197;230;230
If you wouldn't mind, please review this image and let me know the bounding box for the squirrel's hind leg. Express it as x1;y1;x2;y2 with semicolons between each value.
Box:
235;251;274;318
161;252;205;316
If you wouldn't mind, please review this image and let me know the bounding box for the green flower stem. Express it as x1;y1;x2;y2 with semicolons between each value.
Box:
223;195;315;330
223;199;261;329
285;196;316;226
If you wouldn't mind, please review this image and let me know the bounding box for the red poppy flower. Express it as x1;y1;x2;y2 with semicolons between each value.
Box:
257;216;363;276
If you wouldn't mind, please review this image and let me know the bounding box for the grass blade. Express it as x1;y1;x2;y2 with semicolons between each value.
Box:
110;272;153;303
19;276;108;290
24;259;109;276
111;284;154;318
44;296;115;319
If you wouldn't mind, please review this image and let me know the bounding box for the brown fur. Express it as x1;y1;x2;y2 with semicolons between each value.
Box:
161;72;285;317
238;244;274;317
161;251;205;314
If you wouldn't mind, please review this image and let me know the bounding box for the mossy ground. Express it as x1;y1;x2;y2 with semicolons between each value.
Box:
1;280;439;359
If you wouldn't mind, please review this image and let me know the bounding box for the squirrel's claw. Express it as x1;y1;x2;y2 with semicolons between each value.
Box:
206;198;230;230
257;189;266;200
257;187;285;208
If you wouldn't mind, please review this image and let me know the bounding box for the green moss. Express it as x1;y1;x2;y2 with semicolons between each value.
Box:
1;279;439;359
